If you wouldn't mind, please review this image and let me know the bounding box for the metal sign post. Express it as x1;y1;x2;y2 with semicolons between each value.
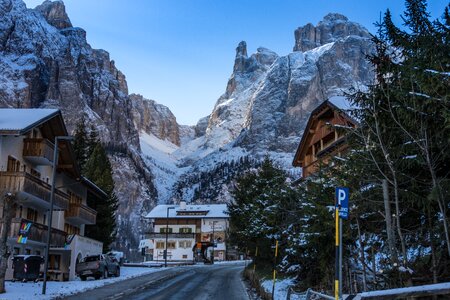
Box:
272;240;278;299
335;187;349;300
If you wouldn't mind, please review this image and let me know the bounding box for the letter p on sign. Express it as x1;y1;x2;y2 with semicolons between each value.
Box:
336;187;349;219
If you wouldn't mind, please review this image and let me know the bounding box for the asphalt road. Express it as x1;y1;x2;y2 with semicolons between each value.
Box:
62;262;249;300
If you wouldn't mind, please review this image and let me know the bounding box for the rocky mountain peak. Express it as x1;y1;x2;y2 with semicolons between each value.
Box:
35;0;72;29
322;12;348;23
293;13;370;52
233;41;248;73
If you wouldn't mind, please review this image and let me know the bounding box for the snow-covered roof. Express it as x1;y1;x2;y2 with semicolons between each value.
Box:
145;204;228;219
0;108;60;134
139;239;154;249
328;95;354;111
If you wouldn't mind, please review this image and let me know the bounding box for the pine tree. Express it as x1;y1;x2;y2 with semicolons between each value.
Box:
73;117;119;251
73;116;89;170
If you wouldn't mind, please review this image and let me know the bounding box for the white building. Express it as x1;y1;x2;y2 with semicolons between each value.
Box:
144;203;229;262
0;109;105;280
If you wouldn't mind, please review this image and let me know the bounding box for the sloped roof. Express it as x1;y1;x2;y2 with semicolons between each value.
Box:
292;98;358;167
145;204;228;219
0;108;61;134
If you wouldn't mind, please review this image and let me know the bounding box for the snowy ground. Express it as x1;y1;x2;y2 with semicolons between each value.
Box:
261;278;295;300
2;266;163;300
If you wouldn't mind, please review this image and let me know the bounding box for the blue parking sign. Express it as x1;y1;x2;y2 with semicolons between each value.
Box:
336;187;349;219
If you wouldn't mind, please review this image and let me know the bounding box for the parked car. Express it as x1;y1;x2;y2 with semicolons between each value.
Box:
75;254;120;281
106;251;124;265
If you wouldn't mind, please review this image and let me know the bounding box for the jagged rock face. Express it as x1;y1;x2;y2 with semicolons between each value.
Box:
35;0;72;29
293;13;370;52
174;14;374;202
239;35;373;152
194;115;209;137
201;42;278;150
0;0;156;256
130;93;180;145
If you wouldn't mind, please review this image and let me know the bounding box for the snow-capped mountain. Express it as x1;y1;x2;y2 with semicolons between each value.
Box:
0;0;156;256
0;0;374;256
169;13;373;202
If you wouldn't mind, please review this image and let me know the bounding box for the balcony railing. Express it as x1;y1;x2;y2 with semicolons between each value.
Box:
65;203;97;225
0;172;69;210
22;138;54;165
9;218;67;248
146;232;196;239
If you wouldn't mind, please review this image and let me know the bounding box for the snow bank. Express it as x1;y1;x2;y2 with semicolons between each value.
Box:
3;266;162;300
261;278;295;300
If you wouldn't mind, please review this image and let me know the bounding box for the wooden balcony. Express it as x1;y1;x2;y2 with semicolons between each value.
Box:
0;172;69;210
65;203;97;225
22;138;54;166
145;232;196;239
9;218;67;248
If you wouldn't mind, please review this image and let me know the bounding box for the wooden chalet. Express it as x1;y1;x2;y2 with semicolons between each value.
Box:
292;98;358;178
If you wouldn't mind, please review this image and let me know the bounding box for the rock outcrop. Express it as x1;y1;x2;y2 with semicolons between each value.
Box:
35;0;72;29
293;13;370;52
130;93;180;145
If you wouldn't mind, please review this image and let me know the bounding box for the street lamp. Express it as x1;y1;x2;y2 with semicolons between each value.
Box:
211;221;218;264
42;136;74;295
164;206;176;267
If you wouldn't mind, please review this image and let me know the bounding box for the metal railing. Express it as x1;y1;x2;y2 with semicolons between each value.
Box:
286;288;334;300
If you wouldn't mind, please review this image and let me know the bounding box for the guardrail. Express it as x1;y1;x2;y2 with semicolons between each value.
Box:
287;282;450;300
287;287;334;300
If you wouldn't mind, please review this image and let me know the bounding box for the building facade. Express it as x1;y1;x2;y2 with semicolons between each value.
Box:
0;109;105;280
292;98;357;178
143;203;229;262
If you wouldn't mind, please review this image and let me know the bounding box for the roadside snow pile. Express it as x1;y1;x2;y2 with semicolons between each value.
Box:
261;278;295;300
3;267;162;300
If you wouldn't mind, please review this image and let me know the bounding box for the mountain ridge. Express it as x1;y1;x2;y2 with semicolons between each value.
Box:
0;0;375;258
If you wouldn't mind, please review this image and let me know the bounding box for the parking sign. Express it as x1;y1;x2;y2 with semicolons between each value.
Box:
336;187;349;219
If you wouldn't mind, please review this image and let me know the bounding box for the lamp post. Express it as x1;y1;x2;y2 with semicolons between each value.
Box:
164;206;175;267
42;136;74;295
211;220;218;264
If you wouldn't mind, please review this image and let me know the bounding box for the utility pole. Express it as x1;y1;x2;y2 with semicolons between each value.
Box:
43;136;73;295
164;206;175;268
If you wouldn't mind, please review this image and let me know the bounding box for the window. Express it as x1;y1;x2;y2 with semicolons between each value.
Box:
27;208;38;222
35;250;41;255
167;241;176;249
156;241;165;249
25;249;31;255
179;227;192;233
7;156;20;172
13;247;20;255
179;241;192;249
159;227;173;233
182;255;188;259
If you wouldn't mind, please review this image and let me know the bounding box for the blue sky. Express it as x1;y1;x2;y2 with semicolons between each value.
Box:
24;0;447;125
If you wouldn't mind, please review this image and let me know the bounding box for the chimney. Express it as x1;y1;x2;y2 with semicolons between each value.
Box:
179;201;187;210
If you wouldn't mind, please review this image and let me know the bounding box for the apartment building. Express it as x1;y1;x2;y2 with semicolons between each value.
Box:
0;108;105;280
143;202;229;262
292;97;358;178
